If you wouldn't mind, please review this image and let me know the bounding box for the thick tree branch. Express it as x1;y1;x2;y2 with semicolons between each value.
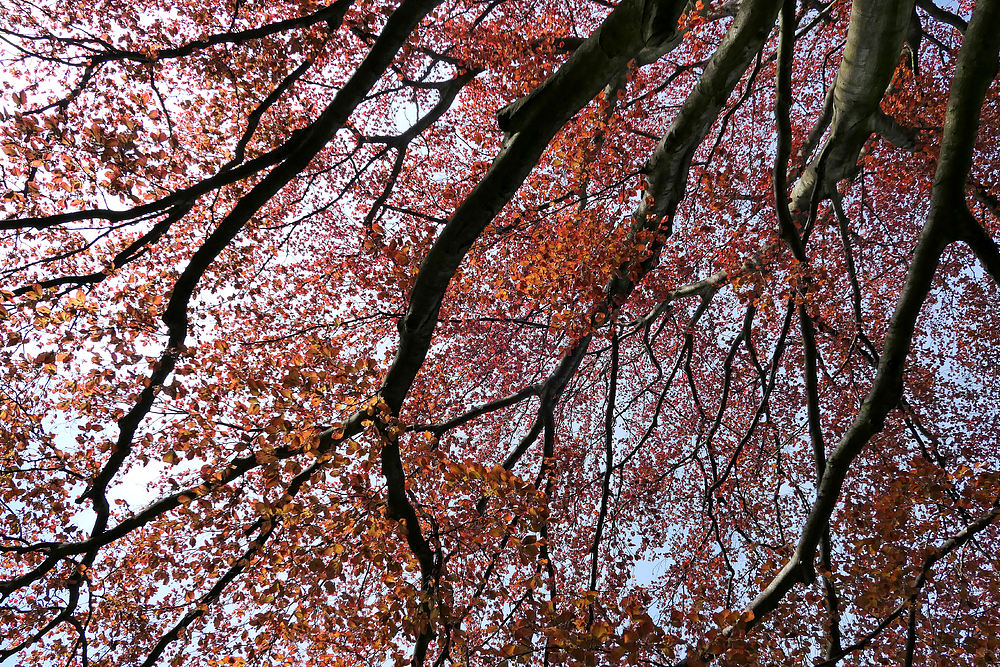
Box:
790;0;916;211
689;0;1000;654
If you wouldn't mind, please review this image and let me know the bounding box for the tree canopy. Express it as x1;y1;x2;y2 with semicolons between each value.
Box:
2;0;999;665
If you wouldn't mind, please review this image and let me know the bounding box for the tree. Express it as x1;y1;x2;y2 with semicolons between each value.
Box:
1;0;999;664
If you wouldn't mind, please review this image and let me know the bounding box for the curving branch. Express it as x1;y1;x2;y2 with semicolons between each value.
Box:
815;505;1000;667
790;0;916;211
78;0;445;534
676;1;1000;661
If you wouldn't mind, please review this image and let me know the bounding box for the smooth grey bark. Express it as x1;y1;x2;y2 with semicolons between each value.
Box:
678;2;1000;663
790;0;916;210
378;3;792;660
375;1;692;662
3;6;698;661
497;0;785;473
380;0;691;415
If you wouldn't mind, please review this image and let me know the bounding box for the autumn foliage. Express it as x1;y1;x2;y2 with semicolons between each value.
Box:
1;0;999;665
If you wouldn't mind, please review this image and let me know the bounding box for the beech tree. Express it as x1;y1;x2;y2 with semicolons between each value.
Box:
2;0;1000;664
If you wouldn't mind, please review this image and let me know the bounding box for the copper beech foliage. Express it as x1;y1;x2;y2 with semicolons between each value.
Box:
1;0;999;664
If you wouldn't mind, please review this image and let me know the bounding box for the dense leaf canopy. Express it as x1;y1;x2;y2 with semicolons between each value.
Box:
2;0;999;665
